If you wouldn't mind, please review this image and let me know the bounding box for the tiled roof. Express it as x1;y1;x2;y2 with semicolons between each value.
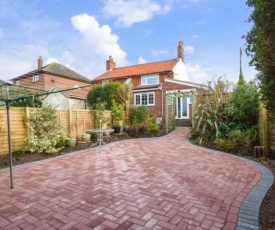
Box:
92;58;179;81
12;62;91;83
49;85;91;99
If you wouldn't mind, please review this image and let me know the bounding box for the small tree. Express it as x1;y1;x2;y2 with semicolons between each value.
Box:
111;100;125;126
230;82;260;128
131;105;148;125
24;107;65;154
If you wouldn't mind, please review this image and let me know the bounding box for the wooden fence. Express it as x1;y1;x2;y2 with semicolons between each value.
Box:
258;105;275;156
0;107;111;155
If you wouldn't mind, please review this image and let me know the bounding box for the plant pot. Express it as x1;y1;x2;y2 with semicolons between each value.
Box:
81;134;91;142
66;138;76;148
113;126;121;134
123;127;129;132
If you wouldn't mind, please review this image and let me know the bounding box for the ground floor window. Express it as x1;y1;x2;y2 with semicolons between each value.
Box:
134;92;155;106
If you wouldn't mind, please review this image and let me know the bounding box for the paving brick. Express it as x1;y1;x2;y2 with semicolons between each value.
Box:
0;128;271;230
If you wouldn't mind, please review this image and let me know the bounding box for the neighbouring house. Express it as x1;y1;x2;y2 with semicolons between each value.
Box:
10;57;91;109
91;41;205;126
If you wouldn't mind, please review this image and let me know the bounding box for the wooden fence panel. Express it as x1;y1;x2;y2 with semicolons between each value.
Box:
258;105;275;154
268;122;275;152
0;107;111;155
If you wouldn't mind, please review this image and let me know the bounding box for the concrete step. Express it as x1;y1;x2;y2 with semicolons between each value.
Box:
175;119;192;127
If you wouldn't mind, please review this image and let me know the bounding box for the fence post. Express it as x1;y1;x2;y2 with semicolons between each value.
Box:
76;110;78;138
25;107;30;139
68;109;72;136
262;107;268;157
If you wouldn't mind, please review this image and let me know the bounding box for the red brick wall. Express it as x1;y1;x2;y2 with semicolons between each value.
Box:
14;73;91;97
13;74;44;89
91;74;200;120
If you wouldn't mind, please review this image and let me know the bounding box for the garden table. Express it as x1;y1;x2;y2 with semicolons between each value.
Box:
86;129;114;147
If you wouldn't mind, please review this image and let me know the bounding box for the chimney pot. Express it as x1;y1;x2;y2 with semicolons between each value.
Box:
106;56;116;71
177;41;184;62
38;56;43;68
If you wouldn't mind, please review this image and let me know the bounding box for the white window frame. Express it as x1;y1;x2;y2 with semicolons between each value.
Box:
32;75;39;82
134;92;155;106
141;74;159;85
15;80;20;86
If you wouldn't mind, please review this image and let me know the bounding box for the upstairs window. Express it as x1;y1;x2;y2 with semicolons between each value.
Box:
141;74;159;85
32;75;39;82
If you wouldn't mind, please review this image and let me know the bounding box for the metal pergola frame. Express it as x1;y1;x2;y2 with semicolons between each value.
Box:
0;82;91;189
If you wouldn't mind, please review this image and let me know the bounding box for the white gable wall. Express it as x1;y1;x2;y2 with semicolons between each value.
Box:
173;59;189;81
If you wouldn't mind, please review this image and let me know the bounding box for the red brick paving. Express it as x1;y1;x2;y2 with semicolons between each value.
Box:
0;128;261;229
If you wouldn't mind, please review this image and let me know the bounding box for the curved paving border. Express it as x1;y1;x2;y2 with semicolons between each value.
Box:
184;133;274;230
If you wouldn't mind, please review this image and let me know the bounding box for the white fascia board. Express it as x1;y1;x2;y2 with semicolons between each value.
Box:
164;78;206;88
133;88;161;92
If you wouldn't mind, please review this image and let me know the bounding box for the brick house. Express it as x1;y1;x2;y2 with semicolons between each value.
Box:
91;41;204;126
10;57;91;109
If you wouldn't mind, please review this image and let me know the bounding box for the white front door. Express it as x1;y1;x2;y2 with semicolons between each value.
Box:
175;96;190;119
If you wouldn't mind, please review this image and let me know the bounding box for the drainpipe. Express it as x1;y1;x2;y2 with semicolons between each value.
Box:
158;83;163;119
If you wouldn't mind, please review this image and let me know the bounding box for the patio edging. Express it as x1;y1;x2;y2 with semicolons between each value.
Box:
184;136;274;230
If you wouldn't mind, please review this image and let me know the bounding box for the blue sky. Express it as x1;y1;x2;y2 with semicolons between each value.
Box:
0;0;256;84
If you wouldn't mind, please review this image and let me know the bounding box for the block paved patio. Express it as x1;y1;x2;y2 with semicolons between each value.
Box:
0;128;273;230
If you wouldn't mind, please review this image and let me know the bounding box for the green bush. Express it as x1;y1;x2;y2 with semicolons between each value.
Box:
213;138;234;152
131;106;148;125
12;149;26;156
231;83;260;127
111;100;125;125
146;115;160;137
24;107;65;154
87;83;120;110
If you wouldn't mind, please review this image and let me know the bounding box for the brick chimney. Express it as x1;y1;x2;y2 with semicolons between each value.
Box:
106;56;116;71
38;56;43;68
177;41;184;62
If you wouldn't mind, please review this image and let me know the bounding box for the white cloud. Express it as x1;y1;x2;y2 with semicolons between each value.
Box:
186;63;210;83
0;28;3;39
62;51;74;64
185;46;195;55
151;49;169;56
192;34;199;40
138;56;147;64
102;0;171;28
71;14;127;69
45;57;59;64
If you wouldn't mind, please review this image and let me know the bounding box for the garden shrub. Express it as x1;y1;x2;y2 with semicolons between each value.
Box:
192;77;232;145
146;115;160;137
230;82;260;128
213;138;234;152
131;106;148;125
24;107;65;154
192;77;259;155
127;125;146;138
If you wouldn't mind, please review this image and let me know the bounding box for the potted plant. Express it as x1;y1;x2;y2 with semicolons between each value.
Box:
111;100;125;134
123;124;129;132
66;137;76;147
81;133;91;142
113;121;121;133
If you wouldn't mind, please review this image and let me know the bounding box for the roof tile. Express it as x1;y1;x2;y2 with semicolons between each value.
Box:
93;58;179;81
